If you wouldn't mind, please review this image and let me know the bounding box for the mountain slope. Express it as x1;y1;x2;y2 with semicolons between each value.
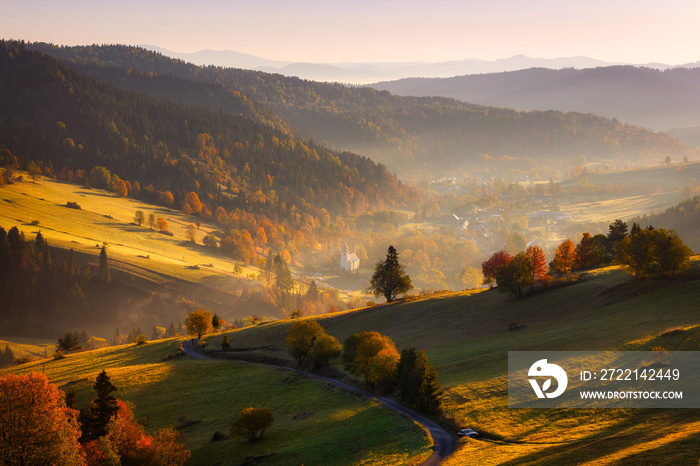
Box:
213;261;700;464
372;66;700;130
28;43;696;180
0;42;414;227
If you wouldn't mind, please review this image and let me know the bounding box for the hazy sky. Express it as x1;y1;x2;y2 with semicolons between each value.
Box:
3;0;699;64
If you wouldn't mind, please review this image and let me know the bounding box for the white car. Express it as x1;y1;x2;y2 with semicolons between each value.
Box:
457;428;478;438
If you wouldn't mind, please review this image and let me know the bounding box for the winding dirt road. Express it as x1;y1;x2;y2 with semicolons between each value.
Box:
182;339;453;465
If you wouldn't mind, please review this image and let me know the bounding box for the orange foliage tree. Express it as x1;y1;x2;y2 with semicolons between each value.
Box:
0;373;85;466
83;400;190;466
552;239;577;274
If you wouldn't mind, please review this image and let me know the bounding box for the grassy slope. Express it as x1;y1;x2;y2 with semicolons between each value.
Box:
0;338;431;465
0;175;270;327
0;336;54;360
216;261;700;465
558;162;700;223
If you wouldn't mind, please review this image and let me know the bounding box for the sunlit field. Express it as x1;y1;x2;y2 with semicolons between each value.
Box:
1;338;431;465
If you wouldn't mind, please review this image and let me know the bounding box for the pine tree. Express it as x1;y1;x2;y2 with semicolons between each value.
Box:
369;245;412;303
80;370;119;442
100;246;110;283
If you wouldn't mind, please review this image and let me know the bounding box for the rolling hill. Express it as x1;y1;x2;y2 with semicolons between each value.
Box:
0;338;432;465
202;261;700;464
27;43;696;180
371;66;700;132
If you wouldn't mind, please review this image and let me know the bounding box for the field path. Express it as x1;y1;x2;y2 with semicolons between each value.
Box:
182;339;453;465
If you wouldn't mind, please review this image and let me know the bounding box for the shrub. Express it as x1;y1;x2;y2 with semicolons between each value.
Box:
134;334;147;345
230;407;274;442
66;201;81;209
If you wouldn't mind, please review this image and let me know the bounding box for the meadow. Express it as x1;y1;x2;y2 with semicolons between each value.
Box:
209;260;700;464
1;338;432;465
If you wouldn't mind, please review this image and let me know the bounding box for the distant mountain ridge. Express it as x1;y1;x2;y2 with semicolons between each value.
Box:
28;43;697;181
140;45;699;84
370;66;700;131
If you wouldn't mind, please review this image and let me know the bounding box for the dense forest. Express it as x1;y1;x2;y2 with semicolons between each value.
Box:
29;43;697;180
0;42;419;263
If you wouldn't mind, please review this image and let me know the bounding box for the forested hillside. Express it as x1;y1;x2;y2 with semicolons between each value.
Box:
372;66;700;131
0;42;417;259
632;195;700;252
29;43;695;180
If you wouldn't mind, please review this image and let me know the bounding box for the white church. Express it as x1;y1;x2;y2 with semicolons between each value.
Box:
340;244;360;273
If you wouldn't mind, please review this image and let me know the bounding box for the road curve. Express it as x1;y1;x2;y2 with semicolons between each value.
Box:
182;339;453;465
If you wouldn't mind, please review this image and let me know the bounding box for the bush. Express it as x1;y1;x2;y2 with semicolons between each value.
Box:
134;334;147;345
221;335;231;350
230;407;274;442
66;201;81;209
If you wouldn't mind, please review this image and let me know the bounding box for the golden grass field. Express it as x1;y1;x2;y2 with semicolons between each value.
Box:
0;174;260;288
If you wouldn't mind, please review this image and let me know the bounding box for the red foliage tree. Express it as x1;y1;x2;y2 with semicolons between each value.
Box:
481;250;512;287
525;245;548;286
0;373;85;465
552;239;577;274
83;400;190;466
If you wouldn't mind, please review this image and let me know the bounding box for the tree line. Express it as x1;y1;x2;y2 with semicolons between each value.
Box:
483;219;693;298
285;320;441;415
0;226;112;337
0;370;189;465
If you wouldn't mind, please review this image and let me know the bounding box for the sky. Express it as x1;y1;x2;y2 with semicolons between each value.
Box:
3;0;699;65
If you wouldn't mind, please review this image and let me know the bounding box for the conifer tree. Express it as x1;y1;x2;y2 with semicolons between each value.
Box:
369;245;412;303
100;246;110;283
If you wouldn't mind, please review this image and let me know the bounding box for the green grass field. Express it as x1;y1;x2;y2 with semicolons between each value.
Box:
1;338;432;465
213;260;700;464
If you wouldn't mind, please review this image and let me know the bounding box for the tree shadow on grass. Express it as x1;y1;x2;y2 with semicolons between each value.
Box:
496;410;700;466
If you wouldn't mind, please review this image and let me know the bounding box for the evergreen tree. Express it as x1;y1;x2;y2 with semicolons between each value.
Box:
369;245;412;303
0;344;15;367
273;254;294;294
80;370;119;442
305;280;319;302
99;246;110;283
607;219;628;258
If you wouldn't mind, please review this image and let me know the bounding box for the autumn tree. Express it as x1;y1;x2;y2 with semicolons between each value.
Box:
369;245;412;303
525;245;548;288
182;192;203;215
366;346;400;393
148;213;156;230
309;333;343;368
496;251;534;298
350;332;397;387
156;217;169;232
84;399;190;465
481;250;512;287
186;224;197;243
185;309;213;339
134;210;145;226
230;407;274;442
286;320;324;366
0;373;84;466
552;239;577;274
